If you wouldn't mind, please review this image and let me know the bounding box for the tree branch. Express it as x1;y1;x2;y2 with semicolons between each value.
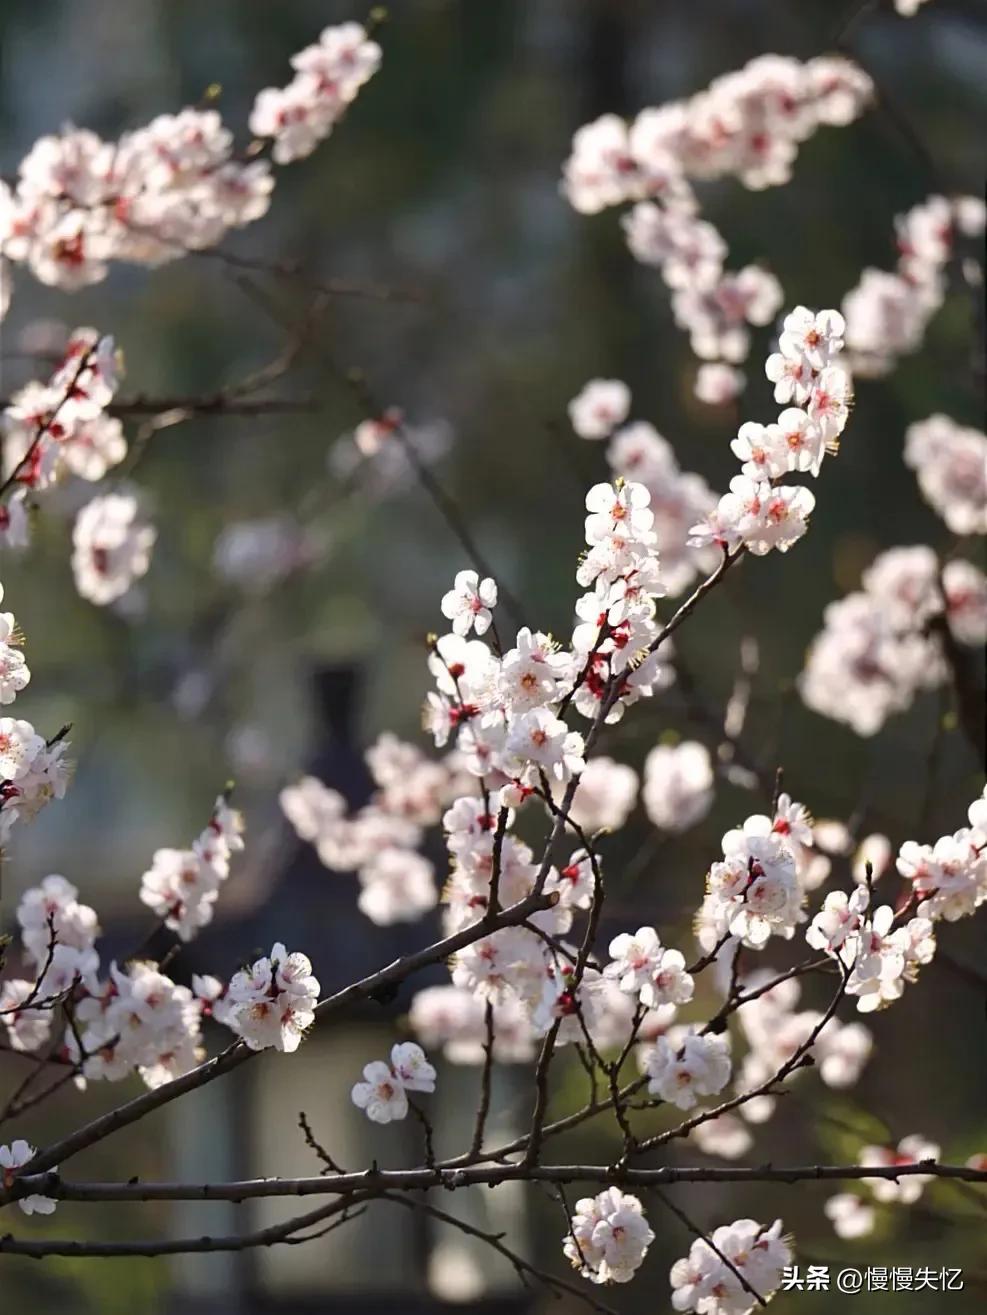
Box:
10;1160;983;1206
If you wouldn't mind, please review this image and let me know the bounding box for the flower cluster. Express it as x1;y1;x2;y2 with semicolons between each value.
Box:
0;584;30;707
2;875;99;1053
423;481;673;776
224;943;320;1053
670;1217;792;1314
1;805;314;1086
695;796;817;952
563;1188;654;1284
1;327;162;608
806;884;936;1015
801;544;986;735
569;481;674;723
351;1041;436;1123
0;115;270;300
389;731;678;1067
15;874;98;976
72;959;206;1088
605;926;695;1011
563;58;870;369
71;490;157;607
249;22;381;164
896;786;987;923
842;195;985;376
0;579;80;1040
1;328;125;548
139;794;245;941
689;306;851;559
623;201;782;368
593;408;721;596
444;798;581;994
439;799;636;1057
0;22;380;313
2;329;122;481
563;55;870;209
279;732;462;925
5;878;216;1090
643;1027;732;1110
0;722;70;845
904;414;987;536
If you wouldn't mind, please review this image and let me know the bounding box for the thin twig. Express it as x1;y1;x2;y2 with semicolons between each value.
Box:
469;1002;496;1158
297;1111;345;1175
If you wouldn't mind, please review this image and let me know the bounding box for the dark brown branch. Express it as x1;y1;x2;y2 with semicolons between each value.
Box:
11;1160;983;1206
19;889;556;1181
0;1193;369;1258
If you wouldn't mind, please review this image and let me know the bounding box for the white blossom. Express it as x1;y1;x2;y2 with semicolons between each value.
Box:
605;927;694;1010
440;570;498;637
642;741;714;832
227;943;319;1053
351;1060;408;1123
644;1029;731;1109
670;1217;792;1314
563;1188;654;1284
0;716;44;780
351;1041;436;1123
695;363;745;406
389;1041;437;1093
0;1140;56;1215
71;491;155;606
568;379;631;439
358;848;437;926
824;1193;875;1238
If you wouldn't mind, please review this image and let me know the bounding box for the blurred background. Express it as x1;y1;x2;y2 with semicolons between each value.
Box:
0;0;985;1311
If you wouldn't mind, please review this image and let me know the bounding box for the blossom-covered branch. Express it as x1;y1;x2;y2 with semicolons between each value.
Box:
1;10;984;1313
